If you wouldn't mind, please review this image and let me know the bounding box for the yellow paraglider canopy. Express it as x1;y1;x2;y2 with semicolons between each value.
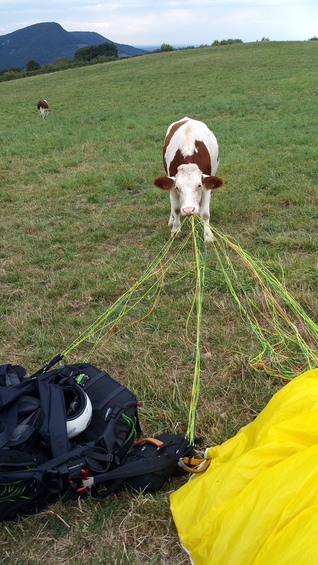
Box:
170;367;318;565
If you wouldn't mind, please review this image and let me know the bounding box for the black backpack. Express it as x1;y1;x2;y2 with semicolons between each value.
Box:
0;361;141;521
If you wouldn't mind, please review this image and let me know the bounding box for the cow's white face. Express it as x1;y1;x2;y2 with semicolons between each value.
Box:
173;163;204;216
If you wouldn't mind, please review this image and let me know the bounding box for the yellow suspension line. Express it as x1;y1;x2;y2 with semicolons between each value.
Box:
186;217;206;444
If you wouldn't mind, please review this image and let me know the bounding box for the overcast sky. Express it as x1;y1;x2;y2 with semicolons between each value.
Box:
0;0;317;46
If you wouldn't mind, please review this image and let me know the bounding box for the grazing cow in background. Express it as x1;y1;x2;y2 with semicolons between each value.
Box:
37;99;49;118
153;117;224;242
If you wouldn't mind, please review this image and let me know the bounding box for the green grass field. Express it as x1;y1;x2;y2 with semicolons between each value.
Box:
0;40;318;563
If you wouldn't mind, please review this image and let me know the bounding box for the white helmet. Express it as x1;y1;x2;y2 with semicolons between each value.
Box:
65;385;93;439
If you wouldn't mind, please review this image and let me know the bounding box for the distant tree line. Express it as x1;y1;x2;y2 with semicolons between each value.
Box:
153;40;244;52
0;41;119;82
212;39;243;46
74;42;118;62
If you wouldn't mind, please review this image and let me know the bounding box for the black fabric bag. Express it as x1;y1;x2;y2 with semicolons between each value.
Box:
82;433;195;496
0;361;140;521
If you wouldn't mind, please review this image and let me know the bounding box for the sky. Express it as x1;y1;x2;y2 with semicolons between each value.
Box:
0;0;317;47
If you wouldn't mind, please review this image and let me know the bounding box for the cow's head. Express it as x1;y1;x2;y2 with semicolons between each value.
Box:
153;163;224;216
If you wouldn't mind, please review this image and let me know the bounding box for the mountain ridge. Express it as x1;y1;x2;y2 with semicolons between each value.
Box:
0;22;148;70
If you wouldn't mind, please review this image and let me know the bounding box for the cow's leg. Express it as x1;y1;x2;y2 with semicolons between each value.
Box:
169;192;181;235
203;222;214;242
200;190;214;242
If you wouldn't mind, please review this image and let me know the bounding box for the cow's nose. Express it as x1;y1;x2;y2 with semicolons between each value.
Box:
182;206;196;216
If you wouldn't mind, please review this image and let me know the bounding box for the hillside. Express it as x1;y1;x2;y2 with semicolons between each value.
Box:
0;41;317;563
0;22;147;70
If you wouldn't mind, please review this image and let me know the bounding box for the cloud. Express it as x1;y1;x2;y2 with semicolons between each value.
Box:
0;0;317;44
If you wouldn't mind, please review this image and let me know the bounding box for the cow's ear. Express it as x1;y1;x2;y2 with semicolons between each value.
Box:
203;175;224;190
153;176;174;191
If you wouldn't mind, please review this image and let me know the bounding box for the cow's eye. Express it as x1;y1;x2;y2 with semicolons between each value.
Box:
197;184;202;190
175;185;180;191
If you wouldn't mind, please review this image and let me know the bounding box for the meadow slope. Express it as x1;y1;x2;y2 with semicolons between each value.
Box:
0;41;317;563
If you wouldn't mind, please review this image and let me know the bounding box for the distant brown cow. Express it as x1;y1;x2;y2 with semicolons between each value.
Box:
37;99;49;118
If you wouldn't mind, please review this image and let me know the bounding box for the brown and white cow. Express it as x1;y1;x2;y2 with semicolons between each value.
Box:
153;117;224;242
37;99;49;118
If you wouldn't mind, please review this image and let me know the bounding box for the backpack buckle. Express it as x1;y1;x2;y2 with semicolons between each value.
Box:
74;373;89;386
68;468;90;492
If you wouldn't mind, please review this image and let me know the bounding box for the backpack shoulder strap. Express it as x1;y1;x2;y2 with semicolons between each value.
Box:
0;372;70;456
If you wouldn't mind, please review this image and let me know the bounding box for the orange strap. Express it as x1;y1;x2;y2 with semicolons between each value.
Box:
133;437;164;448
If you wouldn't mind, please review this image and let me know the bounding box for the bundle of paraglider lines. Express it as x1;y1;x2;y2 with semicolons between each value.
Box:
59;216;318;445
